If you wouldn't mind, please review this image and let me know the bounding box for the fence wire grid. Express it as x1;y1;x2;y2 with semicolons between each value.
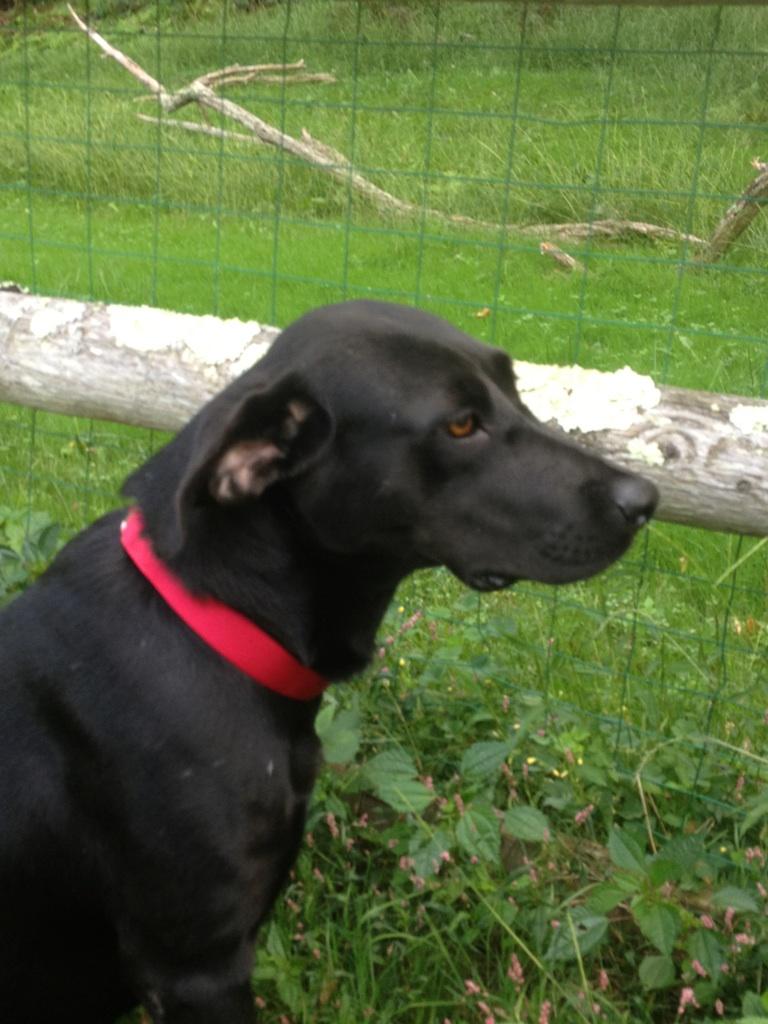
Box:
1;1;767;820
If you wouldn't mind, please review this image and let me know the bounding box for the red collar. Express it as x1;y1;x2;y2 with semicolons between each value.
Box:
120;508;327;701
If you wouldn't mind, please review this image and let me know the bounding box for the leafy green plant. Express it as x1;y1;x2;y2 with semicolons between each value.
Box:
0;506;61;600
257;601;768;1023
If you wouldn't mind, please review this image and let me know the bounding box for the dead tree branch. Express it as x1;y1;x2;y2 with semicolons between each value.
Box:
699;161;768;263
70;7;705;248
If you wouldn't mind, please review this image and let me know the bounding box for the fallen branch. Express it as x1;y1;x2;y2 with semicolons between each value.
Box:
699;160;768;263
70;7;704;248
539;241;584;272
2;291;767;537
198;61;336;89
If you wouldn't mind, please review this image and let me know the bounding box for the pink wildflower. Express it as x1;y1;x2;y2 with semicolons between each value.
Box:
401;610;423;633
691;959;707;978
574;803;595;826
724;907;735;931
539;999;552;1024
677;987;700;1015
597;969;609;991
700;914;715;929
464;979;482;996
714;999;725;1017
745;846;765;864
399;856;414;871
507;954;525;989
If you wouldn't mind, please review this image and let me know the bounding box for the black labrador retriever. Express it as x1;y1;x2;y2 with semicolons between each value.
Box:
0;300;657;1023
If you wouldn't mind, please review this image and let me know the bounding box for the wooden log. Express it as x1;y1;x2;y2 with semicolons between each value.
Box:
0;291;278;430
1;291;767;537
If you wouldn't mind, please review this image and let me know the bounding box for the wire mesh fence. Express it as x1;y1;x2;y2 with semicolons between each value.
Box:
1;1;767;818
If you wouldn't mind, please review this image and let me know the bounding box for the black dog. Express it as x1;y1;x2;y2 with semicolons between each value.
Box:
0;300;657;1023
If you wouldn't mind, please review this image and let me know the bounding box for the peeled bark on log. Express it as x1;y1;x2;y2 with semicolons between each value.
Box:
0;291;278;429
1;291;767;537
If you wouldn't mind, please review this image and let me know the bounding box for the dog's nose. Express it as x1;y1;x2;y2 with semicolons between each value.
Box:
610;474;659;528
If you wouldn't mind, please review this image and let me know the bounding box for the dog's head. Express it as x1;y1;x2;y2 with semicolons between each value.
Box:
124;300;657;590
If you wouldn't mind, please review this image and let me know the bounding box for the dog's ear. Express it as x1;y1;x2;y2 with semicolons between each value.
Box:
204;394;325;504
123;372;333;555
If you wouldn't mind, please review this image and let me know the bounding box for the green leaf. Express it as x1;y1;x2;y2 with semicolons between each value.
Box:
741;995;768;1019
374;775;434;815
460;740;511;782
631;898;681;955
742;991;768;1017
712;886;759;913
546;911;608;961
587;878;638;914
503;805;552;843
638;954;676;990
456;802;501;865
687;929;725;979
608;827;646;873
410;829;452;878
364;749;433;814
365;747;418;779
316;705;362;765
741;793;768;834
647;858;682;887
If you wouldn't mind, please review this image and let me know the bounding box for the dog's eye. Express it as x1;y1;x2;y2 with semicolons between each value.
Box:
446;413;479;439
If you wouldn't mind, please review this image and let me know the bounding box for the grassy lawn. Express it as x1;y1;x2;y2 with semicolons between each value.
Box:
1;3;767;1021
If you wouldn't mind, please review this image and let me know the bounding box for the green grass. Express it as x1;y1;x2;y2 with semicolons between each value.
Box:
1;3;768;1022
